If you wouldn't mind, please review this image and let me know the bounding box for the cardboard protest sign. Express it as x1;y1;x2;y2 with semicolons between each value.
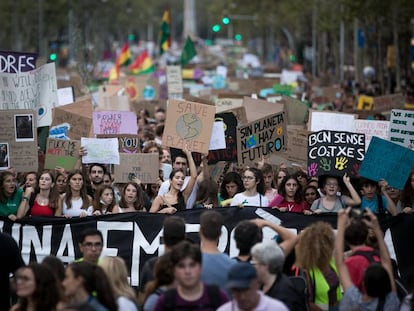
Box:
96;85;124;109
308;111;357;132
93;111;138;135
44;138;80;170
389;109;414;149
81;138;120;164
354;120;390;150
96;134;140;153
321;87;341;103
162;99;216;153
283;126;309;167
216;95;244;113
268;95;308;125
237;111;287;166
209;121;226;150
50;97;93;140
373;94;405;112
0;62;58;127
359;136;414;190
0;110;38;171
130;99;167;117
166;65;183;98
113;153;159;183
0;50;37;73
307;130;365;178
242;96;284;123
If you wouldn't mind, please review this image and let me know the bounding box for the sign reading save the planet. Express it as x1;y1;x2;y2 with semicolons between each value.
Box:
236;111;287;166
162;99;216;153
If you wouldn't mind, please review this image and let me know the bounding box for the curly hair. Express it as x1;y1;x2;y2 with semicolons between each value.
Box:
295;221;335;271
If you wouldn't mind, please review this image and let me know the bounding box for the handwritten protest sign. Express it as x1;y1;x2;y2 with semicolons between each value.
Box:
166;65;183;99
44;138;80;170
0;62;58;127
216;97;244;113
243;97;284;123
0;50;37;73
269;95;308;125
93;111;138;135
50;97;93;140
359;136;414;190
57;87;75;106
283;127;309;167
308;111;356;132
354;120;390;150
237;111;287;166
162;99;215;153
113;153;159;183
0;110;38;172
389;109;414;149
307;130;365;178
209;121;226;150
81;138;120;164
96;134;140;153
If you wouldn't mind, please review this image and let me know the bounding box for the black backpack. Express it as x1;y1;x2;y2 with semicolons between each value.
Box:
162;285;222;311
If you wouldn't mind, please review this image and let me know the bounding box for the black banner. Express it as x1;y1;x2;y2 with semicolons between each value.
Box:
1;208;412;287
0;50;38;73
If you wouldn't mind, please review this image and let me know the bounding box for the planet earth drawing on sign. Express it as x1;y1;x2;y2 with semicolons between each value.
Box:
176;113;202;139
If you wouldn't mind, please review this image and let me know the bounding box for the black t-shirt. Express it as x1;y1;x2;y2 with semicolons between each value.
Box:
0;232;25;310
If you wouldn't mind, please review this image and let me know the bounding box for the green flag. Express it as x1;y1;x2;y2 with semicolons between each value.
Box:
180;36;197;66
159;9;171;55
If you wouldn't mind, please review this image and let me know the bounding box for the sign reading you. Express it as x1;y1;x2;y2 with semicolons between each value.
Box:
307;130;365;178
237;111;286;165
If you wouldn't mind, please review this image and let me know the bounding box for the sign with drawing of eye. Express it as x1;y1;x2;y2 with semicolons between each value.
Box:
307;130;365;178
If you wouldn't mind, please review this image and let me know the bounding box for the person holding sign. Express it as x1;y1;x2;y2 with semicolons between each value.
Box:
230;168;269;208
309;174;361;214
150;147;197;214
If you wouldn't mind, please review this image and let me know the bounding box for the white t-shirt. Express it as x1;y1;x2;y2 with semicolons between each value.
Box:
158;176;198;209
62;195;92;217
230;193;269;208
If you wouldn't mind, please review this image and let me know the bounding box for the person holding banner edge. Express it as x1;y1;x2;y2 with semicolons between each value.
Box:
309;173;361;214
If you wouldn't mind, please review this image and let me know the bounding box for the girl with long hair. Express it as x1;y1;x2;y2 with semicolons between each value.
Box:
100;256;138;311
150;148;197;214
17;170;62;217
268;174;308;213
0;171;24;219
230;167;269;207
114;182;146;213
59;170;92;217
10;263;63;311
90;185;119;215
62;261;117;311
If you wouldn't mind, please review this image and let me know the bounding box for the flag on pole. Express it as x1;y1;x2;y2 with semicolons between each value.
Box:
108;43;131;82
180;36;197;66
159;8;171;55
129;50;155;75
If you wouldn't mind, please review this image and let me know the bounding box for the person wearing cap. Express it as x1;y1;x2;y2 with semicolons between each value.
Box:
217;262;288;311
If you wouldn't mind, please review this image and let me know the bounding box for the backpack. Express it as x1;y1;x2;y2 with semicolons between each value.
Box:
350;249;408;302
163;284;221;311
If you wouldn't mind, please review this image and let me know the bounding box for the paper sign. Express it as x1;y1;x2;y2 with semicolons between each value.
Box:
96;134;140;153
0;110;38;171
278;95;308;125
113;153;159;183
354;120;390;150
283;127;309;167
44;138;80;170
93;111;138;135
309;111;356;132
209;121;226;150
162;99;216;153
307;130;365;178
389;109;414;149
237;111;287;165
0;50;37;73
50;97;93;140
57;87;75;106
166;65;183;95
359;136;414;190
81;138;120;164
0;62;58;127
